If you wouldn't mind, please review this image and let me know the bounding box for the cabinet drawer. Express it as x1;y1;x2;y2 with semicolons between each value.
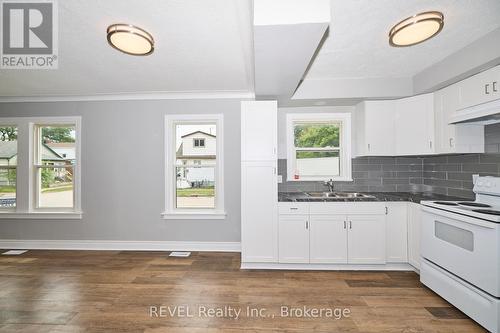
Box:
278;203;309;215
309;202;386;215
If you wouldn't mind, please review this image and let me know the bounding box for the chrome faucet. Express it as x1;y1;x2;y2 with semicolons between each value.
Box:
323;179;335;192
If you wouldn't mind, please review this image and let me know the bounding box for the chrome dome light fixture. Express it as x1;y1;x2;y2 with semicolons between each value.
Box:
389;11;444;47
107;24;154;56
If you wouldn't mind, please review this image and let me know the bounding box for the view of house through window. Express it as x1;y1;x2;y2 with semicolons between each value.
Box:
175;123;216;209
0;126;17;209
35;125;76;208
293;122;341;178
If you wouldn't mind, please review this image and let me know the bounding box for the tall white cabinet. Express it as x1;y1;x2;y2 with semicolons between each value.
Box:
241;101;278;263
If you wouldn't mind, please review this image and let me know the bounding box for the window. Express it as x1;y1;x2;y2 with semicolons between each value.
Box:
193;138;205;147
286;113;352;181
164;114;225;219
0;126;17;210
0;117;81;218
33;124;76;209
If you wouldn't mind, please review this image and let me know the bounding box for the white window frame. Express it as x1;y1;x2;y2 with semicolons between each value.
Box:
0;122;18;212
162;114;225;220
0;117;82;219
286;113;352;182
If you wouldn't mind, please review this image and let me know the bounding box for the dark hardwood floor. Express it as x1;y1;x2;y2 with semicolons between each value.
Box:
0;250;486;332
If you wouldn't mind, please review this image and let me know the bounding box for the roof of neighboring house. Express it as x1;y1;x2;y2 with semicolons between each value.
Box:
0;141;17;159
176;143;215;159
46;142;75;148
181;131;216;138
0;141;64;161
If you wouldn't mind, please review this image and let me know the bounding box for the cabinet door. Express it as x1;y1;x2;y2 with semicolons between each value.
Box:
436;85;485;154
241;161;278;263
458;65;500;109
364;101;396;155
241;101;277;161
347;215;386;264
407;203;422;270
385;203;408;263
310;215;348;264
434;86;457;154
395;93;435;155
278;215;309;263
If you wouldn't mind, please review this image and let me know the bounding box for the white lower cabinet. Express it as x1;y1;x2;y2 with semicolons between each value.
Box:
310;216;347;264
386;202;409;263
241;161;278;263
278;203;387;265
408;202;422;270
278;215;309;263
347;216;386;264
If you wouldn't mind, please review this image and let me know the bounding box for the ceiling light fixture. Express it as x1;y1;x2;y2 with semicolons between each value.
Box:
107;24;154;56
389;11;444;47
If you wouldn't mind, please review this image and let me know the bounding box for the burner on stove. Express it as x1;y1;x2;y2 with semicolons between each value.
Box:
458;202;492;208
472;209;500;216
434;201;459;206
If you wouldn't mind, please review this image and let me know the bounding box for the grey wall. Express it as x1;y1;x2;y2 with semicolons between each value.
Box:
0;99;242;242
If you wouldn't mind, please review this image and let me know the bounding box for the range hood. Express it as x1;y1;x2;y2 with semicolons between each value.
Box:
450;98;500;125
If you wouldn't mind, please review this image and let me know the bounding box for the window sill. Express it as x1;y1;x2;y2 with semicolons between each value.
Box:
0;211;83;220
286;177;354;182
161;211;227;220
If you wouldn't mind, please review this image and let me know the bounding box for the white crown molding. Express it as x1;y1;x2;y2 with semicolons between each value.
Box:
0;91;255;103
0;239;241;252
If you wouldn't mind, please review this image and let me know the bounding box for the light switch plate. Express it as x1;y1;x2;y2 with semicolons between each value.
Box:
277;175;283;183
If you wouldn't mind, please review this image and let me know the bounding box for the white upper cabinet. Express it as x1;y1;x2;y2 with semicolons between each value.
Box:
241;101;278;161
355;101;396;156
458;65;500;110
434;84;484;154
394;93;435;156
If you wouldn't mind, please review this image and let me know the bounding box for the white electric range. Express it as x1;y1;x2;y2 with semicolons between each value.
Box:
421;176;500;333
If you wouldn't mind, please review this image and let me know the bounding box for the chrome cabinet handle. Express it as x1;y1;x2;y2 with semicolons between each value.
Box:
344;221;346;229
429;141;433;149
367;143;371;151
349;221;352;229
385;207;388;215
449;138;454;148
494;81;498;92
305;220;309;229
485;84;490;94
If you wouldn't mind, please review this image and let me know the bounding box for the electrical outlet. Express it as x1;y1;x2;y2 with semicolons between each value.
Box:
277;175;283;183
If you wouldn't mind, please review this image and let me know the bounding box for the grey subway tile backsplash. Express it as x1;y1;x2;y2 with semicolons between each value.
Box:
278;156;425;193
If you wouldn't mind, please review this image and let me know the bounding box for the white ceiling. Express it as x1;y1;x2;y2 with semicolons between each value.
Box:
305;0;500;80
0;0;254;98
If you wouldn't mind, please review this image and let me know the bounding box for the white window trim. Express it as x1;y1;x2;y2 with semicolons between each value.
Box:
286;113;352;182
0;117;82;219
162;114;225;220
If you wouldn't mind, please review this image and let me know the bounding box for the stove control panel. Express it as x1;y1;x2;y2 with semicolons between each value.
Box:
474;176;500;195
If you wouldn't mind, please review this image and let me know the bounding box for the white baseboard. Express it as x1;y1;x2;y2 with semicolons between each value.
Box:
240;262;417;272
0;240;241;252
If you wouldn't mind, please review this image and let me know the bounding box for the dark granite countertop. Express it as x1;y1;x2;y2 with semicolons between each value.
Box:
278;192;470;203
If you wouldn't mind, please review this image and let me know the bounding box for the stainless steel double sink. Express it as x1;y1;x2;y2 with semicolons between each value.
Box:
305;192;375;199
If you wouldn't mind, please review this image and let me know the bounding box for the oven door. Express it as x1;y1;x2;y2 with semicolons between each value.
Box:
421;206;500;297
